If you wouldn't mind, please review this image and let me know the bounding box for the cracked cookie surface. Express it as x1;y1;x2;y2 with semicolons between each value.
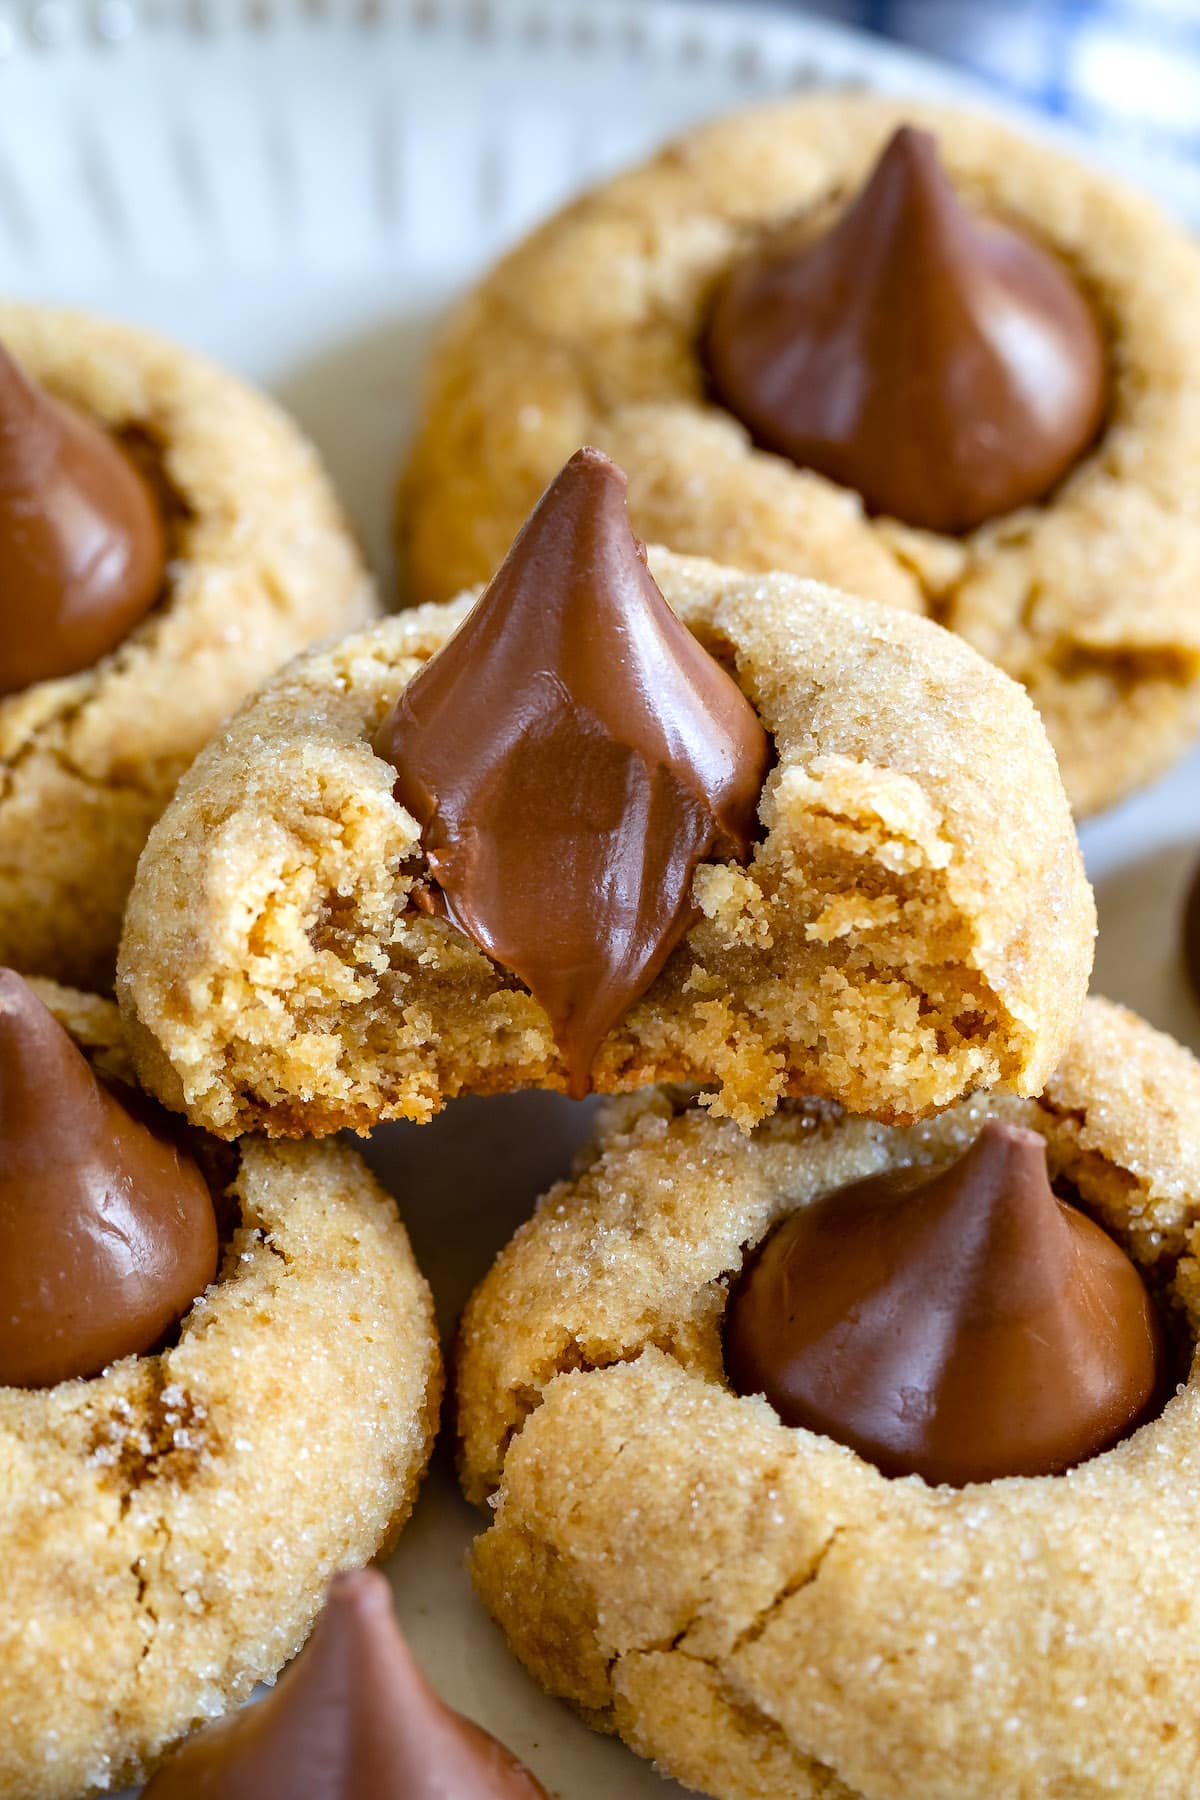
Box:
456;997;1200;1800
0;306;377;992
116;547;1093;1138
399;94;1200;815
0;982;441;1800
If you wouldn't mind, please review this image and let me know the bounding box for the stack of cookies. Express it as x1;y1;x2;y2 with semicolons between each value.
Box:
4;90;1200;1800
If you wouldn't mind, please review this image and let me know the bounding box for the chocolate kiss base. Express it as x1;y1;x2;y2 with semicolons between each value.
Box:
0;968;217;1388
704;125;1107;535
0;343;167;694
144;1568;548;1799
724;1120;1167;1486
376;445;769;1099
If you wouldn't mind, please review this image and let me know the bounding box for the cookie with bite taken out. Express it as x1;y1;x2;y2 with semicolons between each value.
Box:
118;449;1093;1140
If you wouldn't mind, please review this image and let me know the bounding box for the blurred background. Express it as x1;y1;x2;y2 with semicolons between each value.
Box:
738;0;1200;170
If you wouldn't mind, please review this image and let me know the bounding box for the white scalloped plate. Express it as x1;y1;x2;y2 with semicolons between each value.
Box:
1;2;1197;1795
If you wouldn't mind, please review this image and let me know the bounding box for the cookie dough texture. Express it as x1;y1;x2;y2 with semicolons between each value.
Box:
0;982;441;1800
116;548;1093;1138
400;94;1200;814
0;305;377;992
457;997;1200;1800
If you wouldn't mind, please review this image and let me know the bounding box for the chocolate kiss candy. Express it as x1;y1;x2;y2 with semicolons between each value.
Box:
0;342;167;695
376;446;770;1098
143;1568;549;1799
705;125;1106;534
1184;857;1200;1004
724;1120;1167;1485
0;969;217;1388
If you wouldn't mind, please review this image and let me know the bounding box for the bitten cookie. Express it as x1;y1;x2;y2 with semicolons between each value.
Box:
399;95;1200;814
116;532;1093;1139
0;305;376;991
457;997;1200;1800
0;979;441;1800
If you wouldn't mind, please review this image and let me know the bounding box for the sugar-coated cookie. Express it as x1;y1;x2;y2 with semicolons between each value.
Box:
0;981;441;1800
456;997;1200;1800
116;544;1093;1138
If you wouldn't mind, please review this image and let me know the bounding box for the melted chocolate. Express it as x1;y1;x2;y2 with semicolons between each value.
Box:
376;446;770;1097
0;969;217;1388
143;1568;549;1799
724;1120;1166;1485
0;343;167;695
705;125;1106;534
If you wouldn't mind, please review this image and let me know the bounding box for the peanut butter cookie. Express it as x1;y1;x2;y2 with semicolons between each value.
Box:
457;997;1200;1800
400;96;1200;814
0;305;376;991
116;543;1093;1138
0;980;440;1800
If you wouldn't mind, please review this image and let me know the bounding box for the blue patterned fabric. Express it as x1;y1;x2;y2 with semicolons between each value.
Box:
798;0;1200;165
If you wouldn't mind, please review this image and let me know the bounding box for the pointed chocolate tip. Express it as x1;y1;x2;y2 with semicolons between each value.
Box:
310;1566;427;1694
566;443;623;480
953;1117;1057;1208
883;122;938;161
877;122;939;179
323;1566;399;1633
327;1565;392;1606
528;444;636;555
869;124;960;222
930;1117;1074;1280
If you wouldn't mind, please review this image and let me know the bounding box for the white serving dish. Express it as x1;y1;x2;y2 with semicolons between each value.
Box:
1;1;1197;1793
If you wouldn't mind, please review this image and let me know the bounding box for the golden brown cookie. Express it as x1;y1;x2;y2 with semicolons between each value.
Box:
0;305;376;992
399;95;1200;814
115;546;1093;1138
456;996;1200;1800
0;981;441;1800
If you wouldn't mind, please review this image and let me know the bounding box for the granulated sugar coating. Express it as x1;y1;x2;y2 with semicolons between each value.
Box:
0;982;441;1800
457;998;1200;1800
116;548;1093;1140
